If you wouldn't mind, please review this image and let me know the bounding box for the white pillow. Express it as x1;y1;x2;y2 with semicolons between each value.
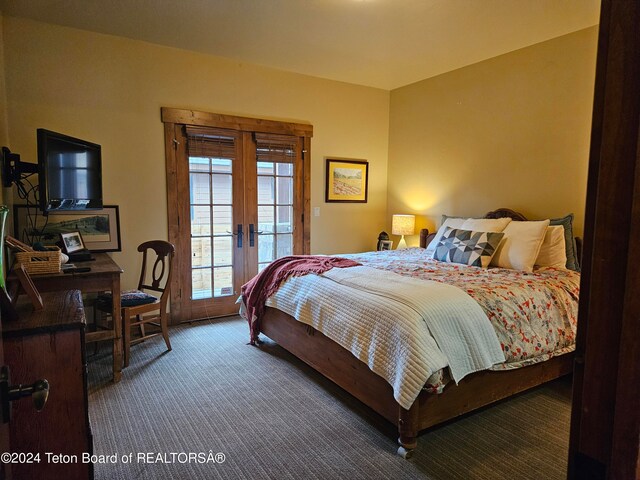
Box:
460;217;512;233
535;225;567;269
490;220;550;272
425;217;468;256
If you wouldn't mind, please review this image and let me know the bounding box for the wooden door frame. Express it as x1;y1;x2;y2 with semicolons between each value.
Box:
162;108;313;323
568;0;640;478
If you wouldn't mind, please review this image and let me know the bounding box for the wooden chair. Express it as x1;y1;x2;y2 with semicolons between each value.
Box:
96;240;175;367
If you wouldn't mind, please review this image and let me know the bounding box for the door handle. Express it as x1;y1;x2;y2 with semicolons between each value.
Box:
1;365;50;423
235;224;243;248
225;225;243;248
249;224;263;247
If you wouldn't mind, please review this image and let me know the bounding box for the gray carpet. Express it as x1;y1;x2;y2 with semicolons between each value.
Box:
88;316;572;480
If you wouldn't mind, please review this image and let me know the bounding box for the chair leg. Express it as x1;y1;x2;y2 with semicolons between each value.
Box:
161;309;172;352
139;317;146;340
93;310;102;356
123;310;131;368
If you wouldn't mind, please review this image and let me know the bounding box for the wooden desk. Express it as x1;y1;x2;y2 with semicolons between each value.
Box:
26;253;124;382
4;290;93;480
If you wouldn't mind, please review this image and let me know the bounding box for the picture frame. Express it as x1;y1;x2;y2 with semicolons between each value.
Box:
60;231;86;254
13;263;44;311
2;264;44;314
379;240;393;251
325;158;369;203
13;205;122;252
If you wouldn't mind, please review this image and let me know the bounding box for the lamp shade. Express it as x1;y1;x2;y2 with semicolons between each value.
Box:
392;214;415;236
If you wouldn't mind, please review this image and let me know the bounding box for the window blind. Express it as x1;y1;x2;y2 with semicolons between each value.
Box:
254;133;298;164
186;126;236;159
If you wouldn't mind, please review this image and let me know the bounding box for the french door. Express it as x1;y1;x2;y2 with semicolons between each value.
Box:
163;109;312;322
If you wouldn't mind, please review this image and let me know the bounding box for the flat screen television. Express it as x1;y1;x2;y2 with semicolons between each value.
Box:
37;129;103;211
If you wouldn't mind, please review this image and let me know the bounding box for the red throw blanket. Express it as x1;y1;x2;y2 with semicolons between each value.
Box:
241;255;360;344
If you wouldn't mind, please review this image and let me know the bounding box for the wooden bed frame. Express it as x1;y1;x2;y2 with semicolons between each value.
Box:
259;208;577;457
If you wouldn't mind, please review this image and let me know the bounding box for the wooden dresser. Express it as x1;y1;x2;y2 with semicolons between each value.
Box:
3;290;93;480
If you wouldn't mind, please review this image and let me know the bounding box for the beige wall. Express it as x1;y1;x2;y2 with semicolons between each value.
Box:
2;17;389;289
388;27;598;246
0;17;599;285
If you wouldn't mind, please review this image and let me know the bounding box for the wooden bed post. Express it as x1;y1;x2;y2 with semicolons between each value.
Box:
397;402;419;458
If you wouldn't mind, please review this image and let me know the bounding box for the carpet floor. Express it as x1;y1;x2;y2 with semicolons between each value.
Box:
88;316;572;480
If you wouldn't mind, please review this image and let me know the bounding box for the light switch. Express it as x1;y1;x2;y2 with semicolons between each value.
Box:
313;207;320;217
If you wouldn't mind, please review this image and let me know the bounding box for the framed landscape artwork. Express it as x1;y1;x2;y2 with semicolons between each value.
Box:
14;205;121;252
325;158;369;203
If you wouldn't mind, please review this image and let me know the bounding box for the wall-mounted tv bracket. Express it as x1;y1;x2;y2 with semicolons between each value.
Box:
1;147;38;188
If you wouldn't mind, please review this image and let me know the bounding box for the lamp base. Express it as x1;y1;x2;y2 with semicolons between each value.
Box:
397;236;408;249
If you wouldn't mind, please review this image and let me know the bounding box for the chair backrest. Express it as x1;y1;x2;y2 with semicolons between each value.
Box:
137;240;175;308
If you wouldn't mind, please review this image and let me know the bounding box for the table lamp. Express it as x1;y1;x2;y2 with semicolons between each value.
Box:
392;214;415;249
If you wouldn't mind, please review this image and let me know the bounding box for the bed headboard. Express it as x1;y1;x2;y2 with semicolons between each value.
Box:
418;209;582;261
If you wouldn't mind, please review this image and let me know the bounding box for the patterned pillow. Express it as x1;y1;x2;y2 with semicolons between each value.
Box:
433;227;505;268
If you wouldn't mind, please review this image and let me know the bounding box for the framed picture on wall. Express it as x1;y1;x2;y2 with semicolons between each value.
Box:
14;205;122;252
325;158;369;203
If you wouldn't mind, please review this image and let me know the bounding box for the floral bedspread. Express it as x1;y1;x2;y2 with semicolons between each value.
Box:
341;248;580;391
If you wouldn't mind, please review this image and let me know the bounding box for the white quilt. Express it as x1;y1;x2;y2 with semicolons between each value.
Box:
264;265;505;410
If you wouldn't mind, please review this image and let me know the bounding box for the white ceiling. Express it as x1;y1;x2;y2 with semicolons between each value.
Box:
0;0;600;90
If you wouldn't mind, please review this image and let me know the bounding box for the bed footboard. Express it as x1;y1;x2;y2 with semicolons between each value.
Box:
260;307;399;423
259;306;574;459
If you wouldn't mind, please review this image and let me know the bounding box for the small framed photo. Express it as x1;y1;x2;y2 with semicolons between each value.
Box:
379;240;393;251
60;231;86;254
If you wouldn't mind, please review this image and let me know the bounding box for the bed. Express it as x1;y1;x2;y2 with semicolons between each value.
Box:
247;209;580;458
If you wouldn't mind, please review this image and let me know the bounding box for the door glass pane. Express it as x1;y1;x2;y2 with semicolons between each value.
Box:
211;158;232;174
191;237;212;267
258;206;275;233
192;268;212;300
276;163;293;176
213;236;233;267
258;234;274;263
212;205;232;235
189;157;210;172
257;176;275;204
276;206;293;233
276;177;292;204
214;267;233;297
190;173;210;204
276;234;293;259
257;162;274;175
191;206;211;236
212;174;232;204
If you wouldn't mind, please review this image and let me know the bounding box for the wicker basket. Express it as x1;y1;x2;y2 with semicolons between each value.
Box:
14;247;62;275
